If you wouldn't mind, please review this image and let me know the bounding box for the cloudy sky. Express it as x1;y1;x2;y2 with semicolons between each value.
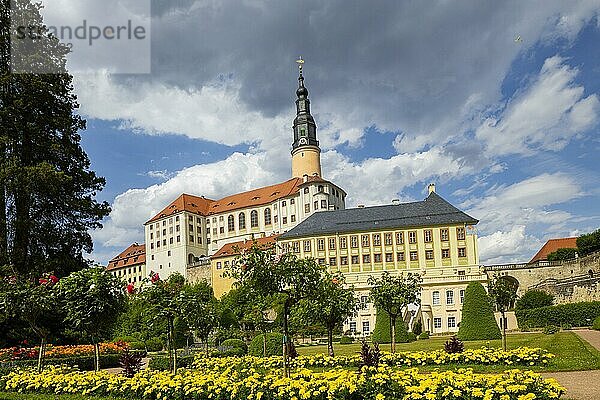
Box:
44;1;600;265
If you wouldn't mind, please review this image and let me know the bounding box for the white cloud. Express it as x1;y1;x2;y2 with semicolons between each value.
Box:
478;226;542;264
476;56;600;156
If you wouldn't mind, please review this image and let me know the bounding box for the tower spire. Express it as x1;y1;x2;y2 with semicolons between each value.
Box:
291;57;322;178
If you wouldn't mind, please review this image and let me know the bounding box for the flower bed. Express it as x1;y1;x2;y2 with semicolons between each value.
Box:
0;365;565;400
193;347;554;370
0;342;127;362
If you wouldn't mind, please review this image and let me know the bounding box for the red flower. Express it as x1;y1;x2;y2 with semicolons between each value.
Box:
332;278;339;285
151;272;160;283
126;283;135;294
49;275;59;284
38;278;48;285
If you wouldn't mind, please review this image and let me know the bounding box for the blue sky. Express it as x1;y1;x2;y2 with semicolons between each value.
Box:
59;1;600;265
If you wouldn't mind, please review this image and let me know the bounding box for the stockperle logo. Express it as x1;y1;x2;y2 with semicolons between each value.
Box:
10;0;151;74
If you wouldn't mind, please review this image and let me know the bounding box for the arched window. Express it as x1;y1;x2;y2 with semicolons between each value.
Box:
188;253;195;264
238;212;246;230
264;208;272;225
250;210;259;228
227;215;235;232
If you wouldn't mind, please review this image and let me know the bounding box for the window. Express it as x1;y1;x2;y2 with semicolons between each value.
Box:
163;229;167;236
361;235;370;247
440;228;449;241
293;241;300;253
384;233;393;245
340;237;347;249
150;243;154;249
282;216;287;224
385;253;393;262
304;187;309;194
373;253;382;263
318;258;326;265
446;290;454;305
196;217;201;224
442;248;450;259
216;262;222;269
329;257;337;266
156;241;160;248
150;225;153;230
304;240;311;252
410;251;418;261
150;232;153;239
188;216;193;222
228;215;235;232
176;225;180;232
189;235;194;243
212;228;217;235
305;204;310;213
291;215;296;223
169;237;173;245
432;291;440;305
328;238;336;250
318;185;324;192
317;238;325;251
457;227;465;240
264;208;272;225
314;200;318;210
396;232;404;244
396;252;405;261
362;254;371;263
350;235;358;248
188;225;193;232
460;289;465;304
373;234;381;246
251;210;259;227
177;235;181;243
409;231;417;243
219;216;224;222
169;227;173;234
219;227;224;234
274;215;278;224
282;200;286;207
351;255;359;264
425;250;434;260
340;256;348;265
458;247;467;258
434;317;442;329
238;213;246;229
290;198;295;205
321;200;327;209
198;236;202;244
362;321;370;334
349;321;357;332
448;316;456;328
424;230;432;243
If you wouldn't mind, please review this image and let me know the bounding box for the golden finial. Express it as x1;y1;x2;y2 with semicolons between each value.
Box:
296;56;304;73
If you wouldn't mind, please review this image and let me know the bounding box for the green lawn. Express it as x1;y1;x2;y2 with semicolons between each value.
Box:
298;332;600;372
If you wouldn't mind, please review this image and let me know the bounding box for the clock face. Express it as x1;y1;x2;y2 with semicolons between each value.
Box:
299;137;308;145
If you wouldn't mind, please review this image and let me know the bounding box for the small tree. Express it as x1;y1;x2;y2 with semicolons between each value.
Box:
576;229;600;257
457;281;501;341
178;280;218;356
297;273;357;357
488;276;518;350
58;267;125;371
515;289;554;310
229;243;323;376
367;271;421;353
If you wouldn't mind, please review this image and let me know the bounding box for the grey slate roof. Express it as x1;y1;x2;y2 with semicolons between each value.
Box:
279;192;478;239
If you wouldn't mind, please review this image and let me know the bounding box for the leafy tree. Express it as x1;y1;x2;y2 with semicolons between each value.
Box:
515;290;554;310
367;271;421;353
296;273;357;356
577;229;600;257
113;296;166;349
457;281;501;341
0;0;110;278
229;243;323;376
58;267;125;370
547;248;577;261
488;276;518;350
178;280;218;356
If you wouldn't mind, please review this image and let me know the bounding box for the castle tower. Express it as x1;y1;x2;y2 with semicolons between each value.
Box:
291;58;322;178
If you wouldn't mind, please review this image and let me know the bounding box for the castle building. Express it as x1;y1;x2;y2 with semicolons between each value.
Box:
106;243;147;284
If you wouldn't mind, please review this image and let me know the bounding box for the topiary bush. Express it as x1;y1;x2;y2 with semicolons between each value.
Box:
339;336;354;344
457;281;501;341
515;301;600;328
593;316;600;331
220;339;248;354
371;310;411;344
129;341;146;350
412;320;422;336
248;333;284;357
418;332;429;340
515;290;554;310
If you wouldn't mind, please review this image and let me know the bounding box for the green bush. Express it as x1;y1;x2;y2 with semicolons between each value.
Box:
129;341;146;350
220;339;247;354
457;281;501;341
407;332;417;342
418;332;429;340
577;228;600;256
592;316;600;331
515;290;554;310
339;336;353;344
547;248;577;261
147;355;194;370
515;301;600;328
0;354;121;372
371;310;411;344
145;337;163;352
248;333;284;357
412;320;422;336
543;325;560;335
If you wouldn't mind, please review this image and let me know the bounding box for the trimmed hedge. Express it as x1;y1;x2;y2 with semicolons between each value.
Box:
248;333;284;357
0;354;121;372
147;355;194;370
339;336;353;344
593;316;600;331
515;290;554;310
516;301;600;328
371;310;413;344
457;281;501;341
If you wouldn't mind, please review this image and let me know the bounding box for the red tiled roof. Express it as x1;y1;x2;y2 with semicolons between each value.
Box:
212;235;279;259
146;176;336;224
529;237;578;263
107;243;146;271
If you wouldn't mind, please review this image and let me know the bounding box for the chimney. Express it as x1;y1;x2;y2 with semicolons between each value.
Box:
313;172;318;176
303;174;308;183
391;199;400;205
357;204;365;208
428;183;436;194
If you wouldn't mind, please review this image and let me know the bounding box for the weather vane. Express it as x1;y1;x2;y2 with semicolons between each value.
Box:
296;56;304;73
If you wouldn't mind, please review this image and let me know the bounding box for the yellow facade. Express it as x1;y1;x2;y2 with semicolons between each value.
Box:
210;255;237;298
291;146;322;178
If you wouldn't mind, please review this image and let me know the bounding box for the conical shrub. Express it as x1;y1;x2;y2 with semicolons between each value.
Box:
457;281;501;340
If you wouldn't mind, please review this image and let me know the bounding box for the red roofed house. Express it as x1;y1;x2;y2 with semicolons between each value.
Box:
529;237;578;263
106;243;147;286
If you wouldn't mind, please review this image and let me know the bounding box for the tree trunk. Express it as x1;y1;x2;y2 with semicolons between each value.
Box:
390;315;396;354
169;318;177;373
327;327;334;357
93;342;100;372
36;337;46;373
282;300;290;377
263;331;267;358
501;311;507;351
